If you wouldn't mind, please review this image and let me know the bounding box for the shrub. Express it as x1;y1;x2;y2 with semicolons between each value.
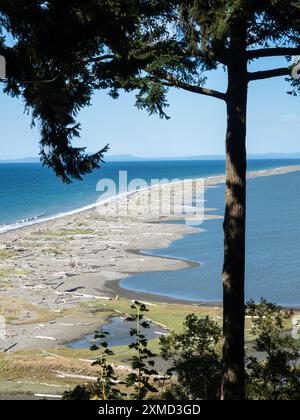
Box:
246;299;300;400
160;314;223;400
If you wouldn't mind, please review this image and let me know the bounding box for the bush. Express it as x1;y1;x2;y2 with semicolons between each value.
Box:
160;314;223;400
246;299;300;400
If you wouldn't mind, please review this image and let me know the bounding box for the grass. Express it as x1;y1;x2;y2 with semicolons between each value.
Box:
0;353;90;395
0;298;298;397
0;341;155;397
81;298;223;333
0;250;18;260
0;280;13;288
38;228;96;237
0;297;56;325
0;269;30;278
27;235;76;243
0;299;221;395
39;248;63;256
58;228;96;236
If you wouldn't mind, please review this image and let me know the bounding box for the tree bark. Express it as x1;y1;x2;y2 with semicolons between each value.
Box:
221;49;248;400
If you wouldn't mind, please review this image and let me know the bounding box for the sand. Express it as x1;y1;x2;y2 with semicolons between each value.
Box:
0;164;300;353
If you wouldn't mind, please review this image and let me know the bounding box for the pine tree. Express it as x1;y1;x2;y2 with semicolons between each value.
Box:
91;0;300;399
0;1;152;182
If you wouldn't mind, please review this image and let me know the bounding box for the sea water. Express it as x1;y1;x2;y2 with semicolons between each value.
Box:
1;159;300;305
121;170;300;307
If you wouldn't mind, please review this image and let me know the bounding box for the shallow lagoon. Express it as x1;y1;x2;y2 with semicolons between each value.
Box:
67;317;166;349
121;171;300;307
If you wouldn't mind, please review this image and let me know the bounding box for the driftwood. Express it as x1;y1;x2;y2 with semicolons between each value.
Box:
3;343;17;352
42;351;65;359
54;290;111;300
39;383;61;388
52;370;123;385
73;292;112;300
53;370;97;381
54;282;64;290
34;394;62;399
134;300;158;307
64;286;84;293
35;336;57;341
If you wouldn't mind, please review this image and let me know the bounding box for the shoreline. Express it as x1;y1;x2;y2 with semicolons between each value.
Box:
1;163;300;235
0;164;300;354
106;244;300;311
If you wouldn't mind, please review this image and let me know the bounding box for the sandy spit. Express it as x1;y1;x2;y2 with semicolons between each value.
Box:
0;164;299;352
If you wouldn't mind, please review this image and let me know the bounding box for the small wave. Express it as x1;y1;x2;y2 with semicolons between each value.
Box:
0;189;134;235
1;163;300;235
17;213;47;224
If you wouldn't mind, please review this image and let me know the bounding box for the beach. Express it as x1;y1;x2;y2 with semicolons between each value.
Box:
0;164;300;355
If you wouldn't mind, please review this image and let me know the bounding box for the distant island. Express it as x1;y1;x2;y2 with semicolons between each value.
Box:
2;153;300;163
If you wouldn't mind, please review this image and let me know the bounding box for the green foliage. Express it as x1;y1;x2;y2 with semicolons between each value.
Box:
246;299;300;400
63;330;125;400
110;0;300;121
0;1;166;182
63;384;93;401
2;2;299;181
63;301;300;401
160;314;223;400
90;330;125;400
125;301;159;400
63;302;160;400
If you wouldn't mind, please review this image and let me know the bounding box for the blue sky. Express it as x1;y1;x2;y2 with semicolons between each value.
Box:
0;57;299;159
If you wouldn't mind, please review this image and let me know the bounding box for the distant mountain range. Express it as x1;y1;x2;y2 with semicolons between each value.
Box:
2;153;300;163
106;153;300;161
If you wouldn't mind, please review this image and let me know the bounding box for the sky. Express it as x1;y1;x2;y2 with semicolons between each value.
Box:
0;56;299;160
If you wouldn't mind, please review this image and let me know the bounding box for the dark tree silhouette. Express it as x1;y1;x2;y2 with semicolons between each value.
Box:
0;0;159;182
90;0;299;400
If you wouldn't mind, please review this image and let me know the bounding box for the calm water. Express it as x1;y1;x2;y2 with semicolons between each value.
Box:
0;159;299;231
67;317;165;349
121;170;300;307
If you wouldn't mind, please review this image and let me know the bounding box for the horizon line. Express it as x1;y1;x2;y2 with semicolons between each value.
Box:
2;152;300;163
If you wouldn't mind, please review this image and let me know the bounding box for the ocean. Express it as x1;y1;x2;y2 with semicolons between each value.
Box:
1;159;300;306
1;159;299;231
121;166;300;307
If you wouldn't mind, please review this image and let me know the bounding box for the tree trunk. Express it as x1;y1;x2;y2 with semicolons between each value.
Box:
221;53;248;400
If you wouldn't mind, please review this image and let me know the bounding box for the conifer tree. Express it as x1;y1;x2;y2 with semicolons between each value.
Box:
95;0;300;399
0;0;156;182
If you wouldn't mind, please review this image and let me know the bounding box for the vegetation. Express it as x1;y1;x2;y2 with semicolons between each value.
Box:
160;314;222;400
63;301;300;401
246;299;300;400
63;301;159;400
0;269;28;277
63;330;124;401
0;296;55;325
0;250;18;259
124;302;158;400
98;1;300;399
1;1;300;400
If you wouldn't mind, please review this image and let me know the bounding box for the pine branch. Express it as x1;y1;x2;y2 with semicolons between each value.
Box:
247;48;300;60
84;54;115;63
169;81;226;100
150;72;227;101
18;76;60;85
248;67;290;81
